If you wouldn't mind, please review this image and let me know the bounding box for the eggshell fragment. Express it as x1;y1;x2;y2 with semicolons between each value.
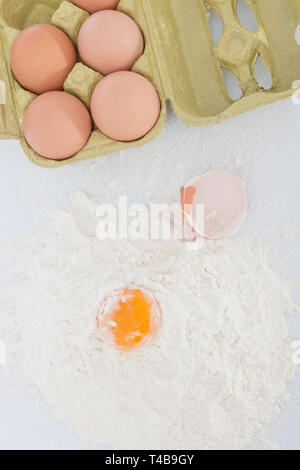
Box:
11;24;77;95
78;10;144;75
91;71;160;142
181;170;247;240
71;0;120;14
23;92;92;160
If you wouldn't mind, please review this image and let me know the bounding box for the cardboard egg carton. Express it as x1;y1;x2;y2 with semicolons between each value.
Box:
0;0;300;168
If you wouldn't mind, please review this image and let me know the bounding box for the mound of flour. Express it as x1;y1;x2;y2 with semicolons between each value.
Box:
0;191;296;450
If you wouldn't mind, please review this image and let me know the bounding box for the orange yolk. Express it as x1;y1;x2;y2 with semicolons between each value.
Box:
98;288;161;351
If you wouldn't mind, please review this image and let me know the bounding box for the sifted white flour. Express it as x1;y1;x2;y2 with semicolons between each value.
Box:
0;191;296;450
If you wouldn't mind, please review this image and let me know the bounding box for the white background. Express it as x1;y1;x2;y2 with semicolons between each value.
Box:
0;1;300;450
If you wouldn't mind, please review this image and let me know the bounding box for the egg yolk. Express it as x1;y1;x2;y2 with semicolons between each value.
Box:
98;288;161;351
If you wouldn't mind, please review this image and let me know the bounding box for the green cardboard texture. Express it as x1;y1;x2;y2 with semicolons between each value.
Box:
0;0;300;167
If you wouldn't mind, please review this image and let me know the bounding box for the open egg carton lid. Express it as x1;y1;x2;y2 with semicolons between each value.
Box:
0;0;300;167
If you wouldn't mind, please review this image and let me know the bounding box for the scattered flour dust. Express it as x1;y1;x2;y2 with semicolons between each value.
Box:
0;191;296;450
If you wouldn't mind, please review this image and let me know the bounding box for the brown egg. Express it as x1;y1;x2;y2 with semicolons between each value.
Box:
11;24;77;95
91;71;160;142
23;92;92;160
71;0;120;14
78;10;144;75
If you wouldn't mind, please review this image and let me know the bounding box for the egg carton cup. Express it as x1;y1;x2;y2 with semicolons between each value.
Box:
0;0;300;168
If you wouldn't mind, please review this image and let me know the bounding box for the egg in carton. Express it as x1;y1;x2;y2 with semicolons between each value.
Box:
0;0;300;168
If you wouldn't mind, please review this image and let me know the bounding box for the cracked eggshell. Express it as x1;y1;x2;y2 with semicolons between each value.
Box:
181;170;247;240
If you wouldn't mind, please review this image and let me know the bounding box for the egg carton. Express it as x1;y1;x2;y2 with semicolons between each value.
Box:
0;0;300;168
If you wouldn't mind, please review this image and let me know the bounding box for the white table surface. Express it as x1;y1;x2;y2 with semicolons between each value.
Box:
0;2;300;448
